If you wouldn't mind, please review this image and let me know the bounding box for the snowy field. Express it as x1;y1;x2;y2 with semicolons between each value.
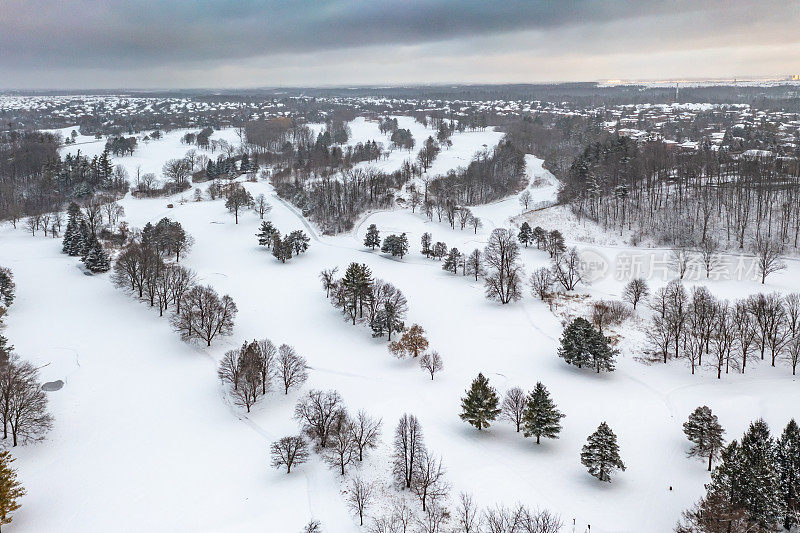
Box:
2;123;800;532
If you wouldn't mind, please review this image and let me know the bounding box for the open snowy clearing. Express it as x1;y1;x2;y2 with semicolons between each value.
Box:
2;127;800;532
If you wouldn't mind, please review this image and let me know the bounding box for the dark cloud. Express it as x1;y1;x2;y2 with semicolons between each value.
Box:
0;0;797;88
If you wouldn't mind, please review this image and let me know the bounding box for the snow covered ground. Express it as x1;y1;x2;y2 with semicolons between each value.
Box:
2;122;800;532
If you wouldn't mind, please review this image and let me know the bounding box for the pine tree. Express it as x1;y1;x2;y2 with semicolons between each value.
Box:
0;334;12;360
518;222;533;248
683;405;725;471
557;317;594;368
0;267;14;307
256;221;277;247
364;224;380;250
557;318;616;373
581;422;625;482
421;232;432;258
708;440;744;514
459;373;501;431
0;450;25;531
61;203;83;256
78;220;92;259
271;232;290;263
777;419;800;530
521;382;565;444
83;239;111;273
442;247;460;274
738;418;782;530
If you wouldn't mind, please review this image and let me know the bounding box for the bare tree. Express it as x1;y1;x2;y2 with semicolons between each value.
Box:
172;285;237;346
325;417;358;475
622;278;649;310
529;267;553;301
469;215;483;234
225;184;254;224
501;386;526;432
551;247;583;291
270;436;309;474
253;194;271;219
294;390;345;448
319;267;339;298
455;492;482;533
1;356;53;446
350;410;382;461
413;448;449;512
752;236;786;284
419;351;443;380
483;228;523;304
416;503;450;533
346;476;374;526
697;238;722;279
393;413;424;489
519;190;532;210
277;344;308;394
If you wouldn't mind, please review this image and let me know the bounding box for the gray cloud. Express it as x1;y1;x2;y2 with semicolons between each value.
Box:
0;0;797;88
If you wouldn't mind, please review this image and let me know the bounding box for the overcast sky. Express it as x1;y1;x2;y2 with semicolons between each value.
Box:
1;0;798;89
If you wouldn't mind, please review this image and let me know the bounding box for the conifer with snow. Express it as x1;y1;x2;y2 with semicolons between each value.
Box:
256;220;277;248
777;419;800;530
83;239;111;273
459;373;501;431
737;419;783;529
581;422;625;482
442;247;460;274
557;317;616;373
683;405;725;471
521;382;565;444
364;224;381;250
518;222;533;247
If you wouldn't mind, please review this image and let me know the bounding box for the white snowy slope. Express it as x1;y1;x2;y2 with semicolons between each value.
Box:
1;125;799;533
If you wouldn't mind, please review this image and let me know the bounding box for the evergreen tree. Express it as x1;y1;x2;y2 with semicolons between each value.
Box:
287;230;311;256
777;419;800;530
78;219;92;258
0;334;12;360
442;247;460;274
364;224;381;250
421;232;433;258
581;422;626;482
547;229;566;257
256;221;277;248
459;373;501;431
532;226;547;249
381;233;409;258
341;263;373;324
683;405;725;471
271;232;291;263
0;267;14;307
0;450;25;531
557;317;616;373
708;440;745;516
521;382;565;444
61;203;84;256
518;222;533;247
738;419;782;530
83;239;111;273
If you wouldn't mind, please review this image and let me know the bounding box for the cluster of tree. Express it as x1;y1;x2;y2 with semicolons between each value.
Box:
322;263;408;340
558;317;618;373
271;390;382;481
111;222;237;346
390;128;415;151
388;324;444;379
558;131;800;253
61;202;112;273
517;222;564;255
420;198;483;233
256;221;310;262
378;117;399;135
677;418;800;532
181;127;214;149
23;210;64;239
647;281;800;377
425;140;525;207
104;136;137;156
501;382;565;444
274;167;407;234
218;339;308;412
1;130;131;223
417;136;440;172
